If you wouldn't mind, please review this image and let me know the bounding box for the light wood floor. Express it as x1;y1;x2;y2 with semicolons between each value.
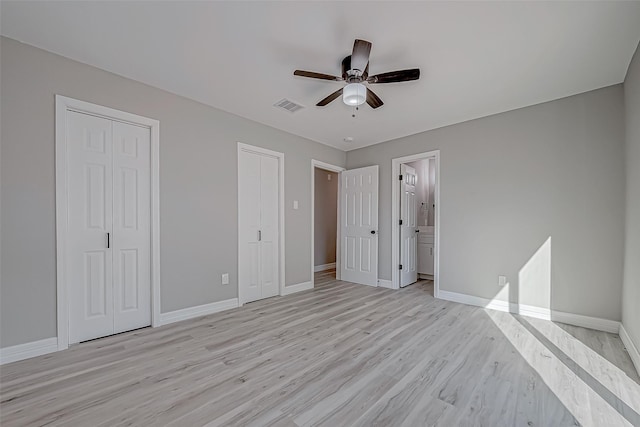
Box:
1;271;639;426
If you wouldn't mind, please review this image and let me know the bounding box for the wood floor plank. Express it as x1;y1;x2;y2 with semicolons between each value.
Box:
1;270;638;426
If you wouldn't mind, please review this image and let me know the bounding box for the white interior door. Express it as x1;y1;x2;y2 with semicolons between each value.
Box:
340;165;379;286
68;112;115;342
238;148;281;304
112;121;151;334
259;155;280;299
67;112;151;343
400;164;418;287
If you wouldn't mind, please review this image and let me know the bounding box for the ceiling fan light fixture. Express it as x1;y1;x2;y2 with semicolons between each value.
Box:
343;83;367;106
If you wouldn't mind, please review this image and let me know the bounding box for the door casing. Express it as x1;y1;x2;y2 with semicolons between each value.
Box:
55;95;161;351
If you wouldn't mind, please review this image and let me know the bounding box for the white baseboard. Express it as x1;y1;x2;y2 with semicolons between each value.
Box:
0;337;59;365
378;279;394;289
158;298;239;326
551;311;620;334
282;281;313;295
619;324;640;376
438;290;623;333
519;304;553;320
314;263;336;272
438;290;550;321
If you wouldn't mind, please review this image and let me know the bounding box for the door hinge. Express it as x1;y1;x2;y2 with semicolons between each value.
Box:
399;174;403;181
399;219;403;226
399;264;403;270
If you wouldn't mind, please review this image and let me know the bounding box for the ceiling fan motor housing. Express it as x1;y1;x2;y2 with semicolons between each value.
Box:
342;56;364;82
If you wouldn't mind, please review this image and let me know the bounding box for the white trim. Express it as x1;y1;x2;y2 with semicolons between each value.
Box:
157;299;239;327
55;95;161;351
519;304;552;320
438;290;552;320
439;290;621;333
551;311;621;334
0;338;59;365
311;160;345;288
281;281;314;295
438;289;504;310
314;262;336;272
237;143;285;306
391;150;440;297
378;279;394;289
619;324;640;376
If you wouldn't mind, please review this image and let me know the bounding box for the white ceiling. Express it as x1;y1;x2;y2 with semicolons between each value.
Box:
2;1;640;151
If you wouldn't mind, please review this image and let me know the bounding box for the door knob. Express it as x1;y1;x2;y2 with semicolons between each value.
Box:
370;230;376;234
415;229;419;233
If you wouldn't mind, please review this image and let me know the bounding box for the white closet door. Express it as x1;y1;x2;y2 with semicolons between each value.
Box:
400;164;418;287
340;165;379;286
238;150;262;303
68;112;115;343
112;122;151;333
259;155;280;299
238;148;281;304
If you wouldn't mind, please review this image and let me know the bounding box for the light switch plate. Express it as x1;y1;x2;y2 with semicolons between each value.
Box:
498;275;507;287
293;200;299;210
221;273;229;285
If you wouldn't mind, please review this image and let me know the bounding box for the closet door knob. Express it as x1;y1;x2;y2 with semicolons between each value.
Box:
370;230;376;235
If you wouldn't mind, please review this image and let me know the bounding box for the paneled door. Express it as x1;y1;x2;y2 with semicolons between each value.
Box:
67;111;151;343
340;165;379;286
238;146;281;304
112;122;151;334
400;164;418;287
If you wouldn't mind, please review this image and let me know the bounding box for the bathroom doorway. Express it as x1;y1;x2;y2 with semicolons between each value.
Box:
391;150;440;296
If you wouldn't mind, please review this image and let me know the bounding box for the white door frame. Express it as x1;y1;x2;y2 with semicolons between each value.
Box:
311;160;345;286
55;95;161;351
391;150;440;295
237;142;285;305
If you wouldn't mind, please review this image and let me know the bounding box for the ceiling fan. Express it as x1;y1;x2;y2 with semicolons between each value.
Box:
294;39;420;109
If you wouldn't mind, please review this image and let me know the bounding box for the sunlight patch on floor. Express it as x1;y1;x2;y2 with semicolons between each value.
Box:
487;310;633;427
526;318;640;416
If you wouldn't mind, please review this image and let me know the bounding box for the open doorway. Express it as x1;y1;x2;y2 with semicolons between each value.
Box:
311;160;344;287
391;151;440;296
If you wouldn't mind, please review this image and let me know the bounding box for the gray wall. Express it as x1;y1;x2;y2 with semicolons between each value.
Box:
623;42;640;352
347;85;626;320
314;168;338;267
0;37;346;348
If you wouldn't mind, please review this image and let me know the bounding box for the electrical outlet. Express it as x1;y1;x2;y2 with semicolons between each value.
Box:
221;273;229;285
327;174;332;181
293;200;299;210
498;275;507;287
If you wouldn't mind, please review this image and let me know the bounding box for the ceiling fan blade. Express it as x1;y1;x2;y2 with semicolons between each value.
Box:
362;63;369;80
366;88;384;109
351;39;372;74
367;68;420;84
294;70;342;81
317;88;344;106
